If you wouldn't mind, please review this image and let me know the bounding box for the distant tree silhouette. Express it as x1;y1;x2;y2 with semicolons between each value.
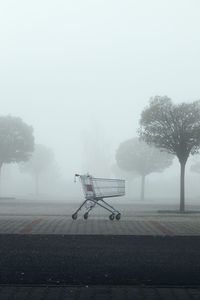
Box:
111;164;136;180
111;164;137;198
116;138;173;200
140;96;200;212
0;116;34;192
20;144;55;195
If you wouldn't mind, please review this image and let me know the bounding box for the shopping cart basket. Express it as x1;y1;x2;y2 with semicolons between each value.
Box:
72;174;125;220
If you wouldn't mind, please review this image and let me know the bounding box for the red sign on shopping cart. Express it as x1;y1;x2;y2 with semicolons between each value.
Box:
86;184;93;192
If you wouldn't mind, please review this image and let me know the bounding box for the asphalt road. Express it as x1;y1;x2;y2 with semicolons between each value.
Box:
0;235;200;286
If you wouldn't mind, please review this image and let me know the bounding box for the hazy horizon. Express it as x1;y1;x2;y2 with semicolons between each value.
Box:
1;0;200;199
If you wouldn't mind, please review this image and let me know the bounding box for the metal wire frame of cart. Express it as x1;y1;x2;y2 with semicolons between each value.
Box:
72;174;125;220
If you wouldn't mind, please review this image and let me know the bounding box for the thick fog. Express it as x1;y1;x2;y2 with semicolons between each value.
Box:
1;0;200;201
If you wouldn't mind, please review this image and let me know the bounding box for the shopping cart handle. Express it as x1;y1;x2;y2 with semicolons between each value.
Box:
74;174;80;183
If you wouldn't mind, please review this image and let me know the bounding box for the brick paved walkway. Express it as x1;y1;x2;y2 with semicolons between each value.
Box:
1;214;200;235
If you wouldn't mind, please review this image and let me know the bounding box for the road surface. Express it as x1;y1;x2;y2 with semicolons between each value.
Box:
0;234;200;286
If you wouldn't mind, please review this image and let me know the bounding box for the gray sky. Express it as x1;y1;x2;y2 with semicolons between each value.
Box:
1;0;200;179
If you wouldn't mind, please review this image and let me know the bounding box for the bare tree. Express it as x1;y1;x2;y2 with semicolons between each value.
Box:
116;138;173;200
140;96;200;212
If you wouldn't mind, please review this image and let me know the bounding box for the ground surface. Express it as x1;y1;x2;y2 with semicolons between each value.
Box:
1;214;200;235
1;199;200;299
0;234;200;286
1;199;200;235
1;285;200;300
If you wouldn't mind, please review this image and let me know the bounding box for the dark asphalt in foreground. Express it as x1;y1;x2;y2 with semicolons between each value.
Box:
0;235;200;286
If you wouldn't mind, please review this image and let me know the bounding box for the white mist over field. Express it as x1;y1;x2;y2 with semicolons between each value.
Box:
0;0;200;201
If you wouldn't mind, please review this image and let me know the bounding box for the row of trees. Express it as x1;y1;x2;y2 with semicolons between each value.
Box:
2;96;200;212
0;116;56;195
116;96;200;213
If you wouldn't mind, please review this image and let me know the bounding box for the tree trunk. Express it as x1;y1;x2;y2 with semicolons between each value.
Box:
180;161;186;213
140;175;145;201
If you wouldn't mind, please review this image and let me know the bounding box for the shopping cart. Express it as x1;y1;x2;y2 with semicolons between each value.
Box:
72;174;125;220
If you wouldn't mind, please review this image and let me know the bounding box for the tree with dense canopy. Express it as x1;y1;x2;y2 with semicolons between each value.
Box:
0;116;34;184
140;96;200;212
20;144;55;195
116;138;173;200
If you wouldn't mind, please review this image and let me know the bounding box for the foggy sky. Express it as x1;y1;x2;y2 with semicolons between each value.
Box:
1;0;200;179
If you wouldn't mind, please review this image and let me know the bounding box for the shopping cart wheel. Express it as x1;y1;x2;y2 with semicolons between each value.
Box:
72;213;78;220
116;213;121;220
109;214;115;221
84;212;89;220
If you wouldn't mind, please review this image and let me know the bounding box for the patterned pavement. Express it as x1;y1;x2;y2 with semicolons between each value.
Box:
1;214;200;235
